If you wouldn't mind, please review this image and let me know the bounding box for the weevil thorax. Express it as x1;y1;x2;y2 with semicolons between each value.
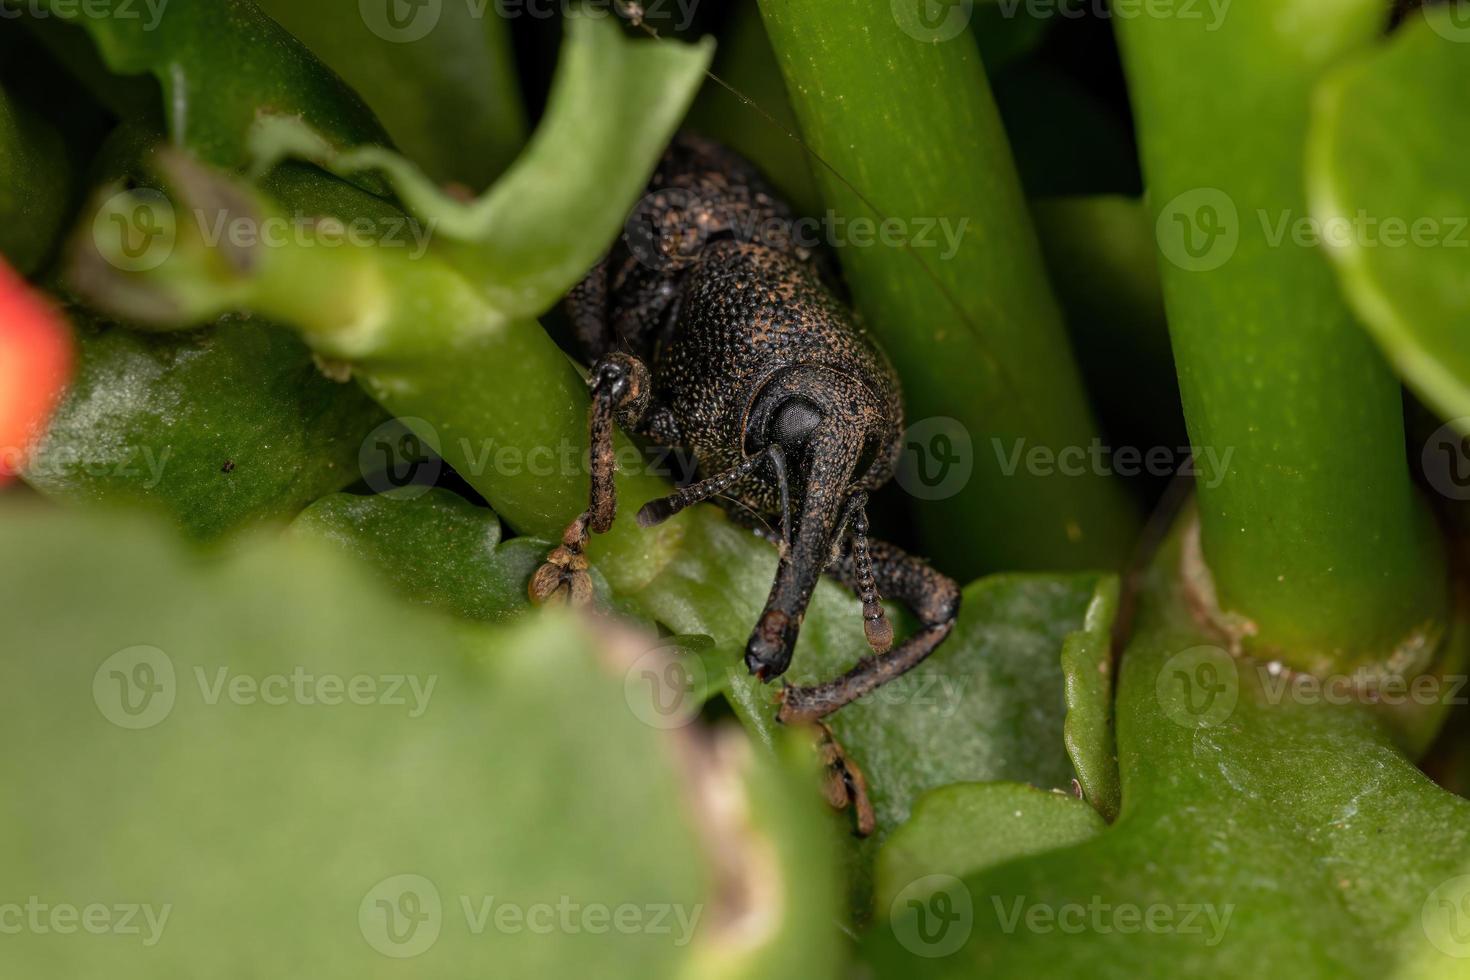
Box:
630;136;905;521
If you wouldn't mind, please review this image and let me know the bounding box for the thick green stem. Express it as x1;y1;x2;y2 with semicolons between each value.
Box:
1115;0;1447;673
756;0;1140;578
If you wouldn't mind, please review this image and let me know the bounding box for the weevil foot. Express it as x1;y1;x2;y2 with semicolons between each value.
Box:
815;721;875;837
530;512;596;607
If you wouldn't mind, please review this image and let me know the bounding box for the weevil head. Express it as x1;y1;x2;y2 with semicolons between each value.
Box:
740;366;892;680
743;365;896;493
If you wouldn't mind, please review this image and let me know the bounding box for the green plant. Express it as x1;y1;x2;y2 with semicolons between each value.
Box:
2;1;1470;976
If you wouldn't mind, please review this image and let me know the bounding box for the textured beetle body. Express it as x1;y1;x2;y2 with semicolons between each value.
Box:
534;134;960;733
569;136;902;518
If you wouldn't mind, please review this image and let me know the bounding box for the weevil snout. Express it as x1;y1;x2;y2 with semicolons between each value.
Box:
745;608;796;679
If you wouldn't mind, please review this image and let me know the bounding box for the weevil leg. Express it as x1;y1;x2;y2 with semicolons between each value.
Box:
636;445;786;530
836;492;894;654
529;352;652;606
777;538;961;724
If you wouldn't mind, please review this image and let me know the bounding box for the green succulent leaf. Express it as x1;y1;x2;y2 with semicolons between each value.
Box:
861;511;1470;977
874;782;1105;916
244;12;715;318
1308;7;1470;433
27;313;384;540
626;508;1116;836
289;487;609;622
1061;574;1120;820
0;502;840;978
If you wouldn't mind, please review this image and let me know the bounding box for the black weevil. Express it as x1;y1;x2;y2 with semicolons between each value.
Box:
531;134;961;731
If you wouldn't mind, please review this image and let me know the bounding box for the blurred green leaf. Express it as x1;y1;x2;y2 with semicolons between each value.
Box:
0;502;839;978
991;63;1140;198
0;80;71;274
874;782;1104;914
290;487;609;622
256;0;526;186
1309;8;1470;433
1031;195;1184;463
972;0;1053;74
862;510;1470;977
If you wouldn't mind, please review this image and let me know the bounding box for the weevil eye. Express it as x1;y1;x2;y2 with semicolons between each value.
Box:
769;397;823;452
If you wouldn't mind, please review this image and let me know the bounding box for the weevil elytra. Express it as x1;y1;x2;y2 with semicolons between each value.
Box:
530;133;961;729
